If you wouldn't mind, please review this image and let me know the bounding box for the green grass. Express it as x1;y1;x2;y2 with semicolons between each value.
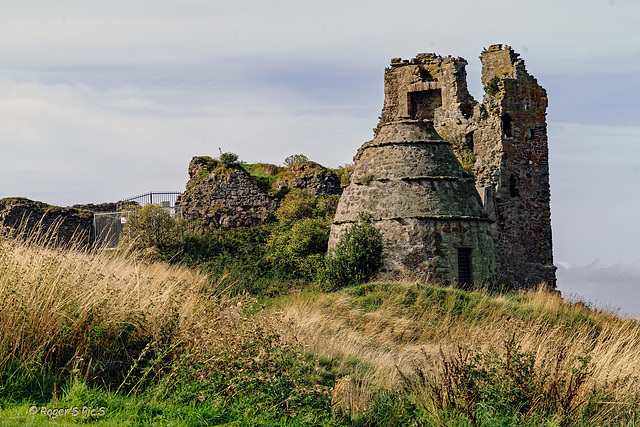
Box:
0;380;337;426
240;163;284;193
4;216;640;426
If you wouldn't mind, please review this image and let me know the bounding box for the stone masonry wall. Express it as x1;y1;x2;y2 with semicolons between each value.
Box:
329;119;496;285
380;45;555;288
0;198;94;247
476;45;555;287
176;156;342;229
176;157;276;228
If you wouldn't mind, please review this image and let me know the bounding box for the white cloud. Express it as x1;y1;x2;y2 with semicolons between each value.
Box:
0;75;373;205
1;0;638;74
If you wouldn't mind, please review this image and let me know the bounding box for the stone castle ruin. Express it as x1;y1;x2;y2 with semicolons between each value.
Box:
2;44;555;290
329;45;556;288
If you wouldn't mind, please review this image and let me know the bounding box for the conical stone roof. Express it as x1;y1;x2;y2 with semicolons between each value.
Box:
334;120;487;223
329;118;496;284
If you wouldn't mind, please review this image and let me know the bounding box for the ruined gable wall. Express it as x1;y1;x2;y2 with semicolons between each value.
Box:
176;156;342;229
176;157;276;228
430;44;555;288
476;45;554;287
372;45;555;288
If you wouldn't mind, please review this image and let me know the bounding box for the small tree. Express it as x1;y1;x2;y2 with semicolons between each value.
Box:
284;154;309;168
266;218;329;280
219;152;240;167
119;204;182;252
319;212;383;291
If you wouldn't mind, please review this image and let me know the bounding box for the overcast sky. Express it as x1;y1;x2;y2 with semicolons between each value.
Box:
1;0;639;315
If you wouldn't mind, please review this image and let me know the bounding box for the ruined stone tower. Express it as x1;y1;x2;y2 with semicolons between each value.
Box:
329;44;556;288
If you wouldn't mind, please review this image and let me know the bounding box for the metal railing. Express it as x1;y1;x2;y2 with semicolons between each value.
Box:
121;191;181;208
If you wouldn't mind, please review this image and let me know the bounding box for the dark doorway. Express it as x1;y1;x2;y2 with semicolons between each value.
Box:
457;248;472;286
509;173;520;198
464;131;474;151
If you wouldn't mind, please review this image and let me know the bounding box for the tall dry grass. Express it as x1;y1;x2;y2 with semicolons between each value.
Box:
276;282;640;413
0;219;251;390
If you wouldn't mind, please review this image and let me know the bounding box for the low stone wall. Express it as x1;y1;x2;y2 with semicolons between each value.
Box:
0;198;94;247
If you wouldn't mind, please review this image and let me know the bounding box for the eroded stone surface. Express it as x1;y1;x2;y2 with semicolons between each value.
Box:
0;198;94;246
176;158;275;228
330;45;555;288
176;157;342;228
329;118;496;284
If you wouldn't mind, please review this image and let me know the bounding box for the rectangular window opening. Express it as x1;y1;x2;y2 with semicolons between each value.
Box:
409;89;442;121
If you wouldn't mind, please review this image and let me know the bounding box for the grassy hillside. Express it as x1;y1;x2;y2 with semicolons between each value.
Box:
1;225;640;425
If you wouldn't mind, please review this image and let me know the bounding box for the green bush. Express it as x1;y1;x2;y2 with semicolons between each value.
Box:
119;204;182;253
283;154;309;168
319;212;383;291
219;151;239;167
275;189;317;223
161;225;278;296
264;190;338;281
266;218;329;280
275;189;338;225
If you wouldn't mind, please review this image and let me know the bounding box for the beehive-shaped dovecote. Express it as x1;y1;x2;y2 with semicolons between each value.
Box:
329;53;497;285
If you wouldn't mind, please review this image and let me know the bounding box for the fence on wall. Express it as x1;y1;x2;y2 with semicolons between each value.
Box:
93;191;182;249
121;191;181;209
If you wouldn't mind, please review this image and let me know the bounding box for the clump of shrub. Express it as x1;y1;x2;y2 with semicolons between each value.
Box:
274;189;338;224
400;334;596;426
266;218;327;281
266;189;338;281
219;151;240;167
319;212;383;291
334;163;354;185
485;75;501;97
461;151;476;176
284;154;309;168
118;204;183;255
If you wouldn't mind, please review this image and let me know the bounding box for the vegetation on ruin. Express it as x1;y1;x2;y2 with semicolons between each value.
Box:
218;151;240;167
284;153;310;168
240;156;341;195
461;151;477;175
187;152;351;198
356;173;375;185
240;162;284;192
485;75;501;97
331;162;354;185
